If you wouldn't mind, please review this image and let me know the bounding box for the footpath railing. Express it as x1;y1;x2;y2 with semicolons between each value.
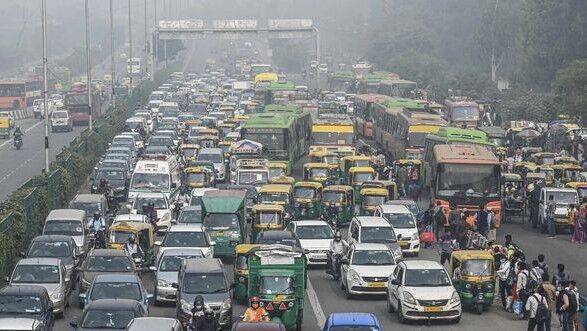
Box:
0;66;176;283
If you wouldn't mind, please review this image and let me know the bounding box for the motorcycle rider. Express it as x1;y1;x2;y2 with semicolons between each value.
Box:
123;235;143;259
87;211;106;248
242;296;269;322
13;126;22;141
192;309;218;331
189;295;206;330
327;230;345;278
326;202;339;226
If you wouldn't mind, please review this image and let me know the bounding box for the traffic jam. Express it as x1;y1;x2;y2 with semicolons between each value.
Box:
1;63;586;331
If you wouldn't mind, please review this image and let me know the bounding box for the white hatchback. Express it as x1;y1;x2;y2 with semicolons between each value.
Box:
375;204;420;256
287;220;333;265
387;260;461;323
340;243;397;298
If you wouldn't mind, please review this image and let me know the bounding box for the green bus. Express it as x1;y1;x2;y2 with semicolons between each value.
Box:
242;108;310;171
328;71;355;91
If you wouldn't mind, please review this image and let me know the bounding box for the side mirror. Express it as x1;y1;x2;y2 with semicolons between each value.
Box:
171;283;179;289
78;293;86;301
391;278;400;286
19;251;26;258
149;266;157;272
5;276;10;283
146;293;154;303
209;240;216;246
69;318;79;328
154;241;162;246
171;219;177;225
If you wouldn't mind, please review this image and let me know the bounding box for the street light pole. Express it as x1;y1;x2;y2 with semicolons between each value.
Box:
84;0;93;130
109;0;116;108
128;0;133;86
41;0;50;171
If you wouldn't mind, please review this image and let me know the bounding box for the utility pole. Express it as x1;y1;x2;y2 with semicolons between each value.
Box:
109;0;116;108
41;0;50;171
491;0;499;82
84;0;93;130
151;0;157;82
144;0;148;78
128;0;133;86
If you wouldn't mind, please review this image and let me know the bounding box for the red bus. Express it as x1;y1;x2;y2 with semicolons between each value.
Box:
0;81;27;110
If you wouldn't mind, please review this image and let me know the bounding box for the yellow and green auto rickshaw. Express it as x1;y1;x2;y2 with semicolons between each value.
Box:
269;161;289;181
270;176;296;185
293;181;323;220
250;204;286;243
554;156;579;166
529;152;557;166
179;143;199;161
339;155;371;183
321;185;354;226
566;182;587;200
449;250;495;314
348;166;376;195
184;166;214;188
257;184;293;209
107;222;155;266
194;134;219;148
233;244;261;303
303;163;335;185
359;187;389;215
360;180;399;201
523;164;554;186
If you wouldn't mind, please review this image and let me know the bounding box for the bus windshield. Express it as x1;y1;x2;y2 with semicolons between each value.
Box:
130;173;170;192
437;164;499;197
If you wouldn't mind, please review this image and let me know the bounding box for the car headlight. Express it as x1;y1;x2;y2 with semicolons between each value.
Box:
403;291;416;305
450;291;461;304
411;232;419;241
348;269;361;284
157;279;169;287
180;299;193;312
393;248;402;259
221;298;231;311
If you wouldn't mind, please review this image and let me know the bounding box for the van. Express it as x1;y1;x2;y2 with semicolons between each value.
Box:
175;258;232;328
197;148;226;182
51;110;73;132
538;187;579;233
42;209;87;255
375;204;420;256
128;159;180;200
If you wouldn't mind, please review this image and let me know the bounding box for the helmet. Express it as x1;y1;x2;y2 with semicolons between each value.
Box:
250;296;260;305
93;211;101;218
193;295;204;310
334;230;341;241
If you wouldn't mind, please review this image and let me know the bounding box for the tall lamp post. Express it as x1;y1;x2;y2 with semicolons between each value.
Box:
84;0;93;130
41;0;50;170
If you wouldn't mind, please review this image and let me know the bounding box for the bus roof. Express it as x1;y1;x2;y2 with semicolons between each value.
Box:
433;144;499;165
244;113;296;129
354;94;390;104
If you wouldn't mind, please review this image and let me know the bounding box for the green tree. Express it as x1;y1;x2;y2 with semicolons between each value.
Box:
553;59;587;124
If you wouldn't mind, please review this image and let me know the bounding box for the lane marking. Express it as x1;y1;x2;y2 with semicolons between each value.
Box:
0;120;43;149
306;278;327;328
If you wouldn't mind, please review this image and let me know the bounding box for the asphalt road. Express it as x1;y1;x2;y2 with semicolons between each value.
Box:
0;117;85;201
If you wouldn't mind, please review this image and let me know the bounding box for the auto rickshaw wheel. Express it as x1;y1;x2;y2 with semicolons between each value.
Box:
475;302;484;314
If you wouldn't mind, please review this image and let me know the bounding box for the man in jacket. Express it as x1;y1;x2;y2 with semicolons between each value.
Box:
496;256;511;310
526;286;548;331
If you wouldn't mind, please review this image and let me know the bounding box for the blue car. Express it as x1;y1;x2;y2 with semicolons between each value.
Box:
79;274;153;313
323;312;382;331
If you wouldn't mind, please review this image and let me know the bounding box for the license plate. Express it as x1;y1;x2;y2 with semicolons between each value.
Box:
367;282;386;288
424;306;443;312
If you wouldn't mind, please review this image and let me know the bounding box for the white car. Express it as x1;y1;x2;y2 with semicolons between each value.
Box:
155;224;213;258
375;204;420;256
340;243;397;298
387;260;461;323
287;220;333;265
347;216;403;261
112;213;148;225
130;193;172;233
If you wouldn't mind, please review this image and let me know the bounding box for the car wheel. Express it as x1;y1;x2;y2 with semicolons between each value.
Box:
452;314;462;324
397;303;406;324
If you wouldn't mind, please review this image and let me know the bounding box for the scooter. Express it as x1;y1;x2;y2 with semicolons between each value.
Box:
13;136;22;150
325;252;342;280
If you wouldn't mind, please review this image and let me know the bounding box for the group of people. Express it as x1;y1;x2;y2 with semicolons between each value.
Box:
492;235;584;331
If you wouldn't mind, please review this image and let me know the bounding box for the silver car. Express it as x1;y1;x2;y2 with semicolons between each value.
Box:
151;248;204;304
9;258;70;317
42;209;87;256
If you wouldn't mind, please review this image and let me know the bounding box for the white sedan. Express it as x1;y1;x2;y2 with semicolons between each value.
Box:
387;260;461;323
287;220;334;265
340;243;397;298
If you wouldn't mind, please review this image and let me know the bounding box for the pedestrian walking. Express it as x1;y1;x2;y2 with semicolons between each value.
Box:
433;201;446;241
477;207;489;236
570;204;585;243
496;255;512;310
537;254;549;281
540;275;556;331
526;286;549;331
556;280;577;331
546;201;556;238
552;264;570;289
515;262;530;319
487;208;497;241
438;232;458;266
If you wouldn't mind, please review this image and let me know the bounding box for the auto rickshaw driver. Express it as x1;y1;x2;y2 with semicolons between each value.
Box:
242;296;269;322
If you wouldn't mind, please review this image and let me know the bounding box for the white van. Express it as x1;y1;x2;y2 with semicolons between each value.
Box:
128;159;180;200
375;204;420;256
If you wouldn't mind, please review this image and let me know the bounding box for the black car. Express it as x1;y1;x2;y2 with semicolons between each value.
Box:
77;249;137;294
70;299;146;330
254;230;302;248
91;167;128;200
0;285;55;330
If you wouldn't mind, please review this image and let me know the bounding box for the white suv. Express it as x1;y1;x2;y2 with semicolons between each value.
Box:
386;260;461;323
347;216;402;261
375;204;420;256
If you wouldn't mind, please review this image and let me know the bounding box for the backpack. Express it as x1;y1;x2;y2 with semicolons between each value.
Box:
556;289;578;313
527;268;542;292
533;295;549;323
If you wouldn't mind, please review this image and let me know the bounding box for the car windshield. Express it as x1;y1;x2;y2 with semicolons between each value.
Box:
547;191;578;204
182;273;227;294
130;173;170;191
310;168;329;178
44;220;83;236
382;213;416;229
163;232;207;247
149;137;172;146
260;276;294;295
295;225;334;239
28;241;71;258
0;295;43;314
270;168;286;178
178;209;202;223
86;256;133;272
238;172;268;185
360;226;397;243
257;236;298;247
197;153;222;163
97;169;125;181
52;111;68;119
70;201;102;215
160;255;201;271
363;195;386;206
11;265;59;284
404;269;451;287
323;191;345;203
186;172;206;183
134;197;167;209
110;231;134;244
461;259;493;277
82;310;135;329
294;187;316;199
258;212;282;225
90;282;141;301
352;250;394;265
259;192;288;204
203;213;239;230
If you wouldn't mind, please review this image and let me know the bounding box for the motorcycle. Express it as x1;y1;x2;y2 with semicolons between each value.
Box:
325;252;342;280
13;136;22;150
88;229;105;250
